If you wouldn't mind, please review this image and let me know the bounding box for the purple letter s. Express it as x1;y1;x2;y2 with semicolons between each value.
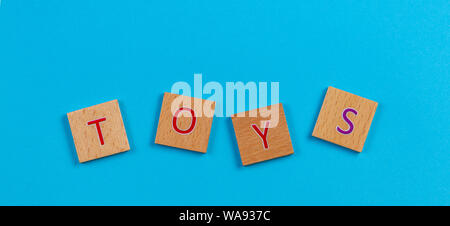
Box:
337;108;358;135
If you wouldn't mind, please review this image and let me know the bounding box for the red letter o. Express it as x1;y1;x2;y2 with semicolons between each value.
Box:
172;107;196;135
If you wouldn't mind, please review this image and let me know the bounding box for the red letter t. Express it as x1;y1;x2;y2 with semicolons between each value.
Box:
87;118;106;145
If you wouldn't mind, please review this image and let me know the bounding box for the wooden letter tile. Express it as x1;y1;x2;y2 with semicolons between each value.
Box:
231;103;294;166
155;92;215;153
67;100;130;163
312;87;378;152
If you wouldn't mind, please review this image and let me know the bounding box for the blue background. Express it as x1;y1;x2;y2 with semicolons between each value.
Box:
0;1;448;205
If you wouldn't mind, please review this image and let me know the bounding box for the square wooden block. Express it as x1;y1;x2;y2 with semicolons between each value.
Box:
67;100;130;163
312;87;378;152
155;92;215;153
231;103;294;166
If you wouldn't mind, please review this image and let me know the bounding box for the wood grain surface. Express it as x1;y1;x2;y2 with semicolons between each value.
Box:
155;92;215;153
231;103;294;166
67;100;130;163
312;87;378;152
